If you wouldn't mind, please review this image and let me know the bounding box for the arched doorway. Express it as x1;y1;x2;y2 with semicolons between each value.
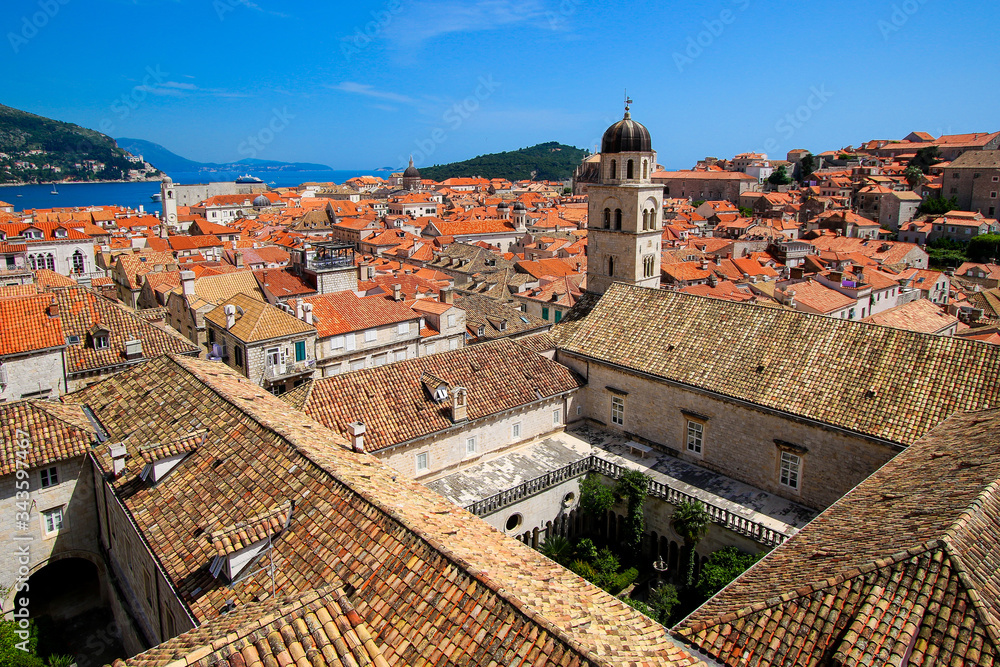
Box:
19;556;125;667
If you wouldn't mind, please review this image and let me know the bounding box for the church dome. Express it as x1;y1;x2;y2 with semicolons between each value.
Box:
403;156;420;178
253;194;271;207
497;201;508;209
601;111;652;154
513;201;526;211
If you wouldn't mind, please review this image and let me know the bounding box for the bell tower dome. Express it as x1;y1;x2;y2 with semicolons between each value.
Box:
586;96;663;295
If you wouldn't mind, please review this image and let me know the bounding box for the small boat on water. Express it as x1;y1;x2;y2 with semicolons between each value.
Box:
236;173;264;184
50;185;59;195
150;193;162;202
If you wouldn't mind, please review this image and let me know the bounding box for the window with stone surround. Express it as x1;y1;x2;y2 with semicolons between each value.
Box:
40;466;59;489
611;395;624;426
415;452;429;474
42;506;65;536
466;436;477;456
780;451;801;490
511;422;522;440
686;420;704;454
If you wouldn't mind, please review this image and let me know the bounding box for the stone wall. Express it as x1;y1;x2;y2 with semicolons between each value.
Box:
0;350;64;401
0;456;100;610
380;394;578;480
557;351;899;511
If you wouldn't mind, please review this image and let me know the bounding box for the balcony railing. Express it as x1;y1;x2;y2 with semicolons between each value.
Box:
264;358;315;380
465;453;790;548
306;255;354;271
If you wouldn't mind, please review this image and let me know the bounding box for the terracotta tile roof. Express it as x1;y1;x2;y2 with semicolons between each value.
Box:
33;268;77;288
169;235;224;251
167;271;265;305
252;267;316;299
295;338;584;451
204;293;315;343
53;286;199;373
0;400;95;475
68;355;697;666
0;284;41;299
455;293;550;343
0;294;65;355
862;298;959;334
112;587;390;667
290;291;417;338
554;284;1000;445
676;407;1000;666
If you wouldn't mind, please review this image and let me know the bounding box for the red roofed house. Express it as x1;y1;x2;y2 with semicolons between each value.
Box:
0;222;96;279
0;293;66;401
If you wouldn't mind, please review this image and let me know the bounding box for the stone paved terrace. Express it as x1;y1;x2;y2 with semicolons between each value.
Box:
427;422;818;540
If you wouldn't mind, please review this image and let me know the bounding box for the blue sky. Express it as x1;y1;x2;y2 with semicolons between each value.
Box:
2;0;998;170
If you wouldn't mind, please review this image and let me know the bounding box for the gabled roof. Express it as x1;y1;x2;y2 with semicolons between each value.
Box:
554;283;1000;446
0;293;65;356
54;286;199;373
294;338;584;451
676;408;1000;666
0;400;96;475
68;355;695;666
167;270;265;305
204;292;315;343
290;291;417;338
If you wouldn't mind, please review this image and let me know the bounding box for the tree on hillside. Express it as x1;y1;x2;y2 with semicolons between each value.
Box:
909;146;942;174
768;165;792;186
671;500;711;586
905;165;926;188
918;196;958;216
968;234;1000;263
798;153;816;182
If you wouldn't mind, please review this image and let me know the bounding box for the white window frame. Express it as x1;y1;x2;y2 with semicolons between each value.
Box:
330;335;345;350
448;313;456;328
611;395;624;426
364;328;377;343
553;408;562;425
349;358;365;372
466;436;477;456
39;466;59;489
42;506;65;536
686;420;704;454
415;452;429;474
511;422;522;440
780;451;801;490
94;334;109;350
397;322;409;336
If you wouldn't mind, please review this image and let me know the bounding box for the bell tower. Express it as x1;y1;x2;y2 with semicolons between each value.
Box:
586;97;662;295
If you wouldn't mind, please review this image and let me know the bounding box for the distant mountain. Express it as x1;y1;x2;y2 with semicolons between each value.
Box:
116;138;333;174
418;142;589;181
0;104;159;184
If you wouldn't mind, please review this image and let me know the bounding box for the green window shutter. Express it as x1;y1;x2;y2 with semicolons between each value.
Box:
542;307;549;320
295;340;306;362
555;310;562;323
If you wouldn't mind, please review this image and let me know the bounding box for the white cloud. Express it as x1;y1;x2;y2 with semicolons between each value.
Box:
384;0;555;46
327;82;416;105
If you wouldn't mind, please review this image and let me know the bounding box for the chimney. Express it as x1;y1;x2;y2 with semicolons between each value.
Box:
708;274;718;287
224;304;237;330
451;386;468;423
714;255;722;266
392;283;403;301
440;286;454;304
46;299;59;318
347;421;366;453
786;289;797;308
303;303;313;325
296;299;305;320
109;442;127;477
700;259;709;270
235;251;244;268
180;270;196;296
